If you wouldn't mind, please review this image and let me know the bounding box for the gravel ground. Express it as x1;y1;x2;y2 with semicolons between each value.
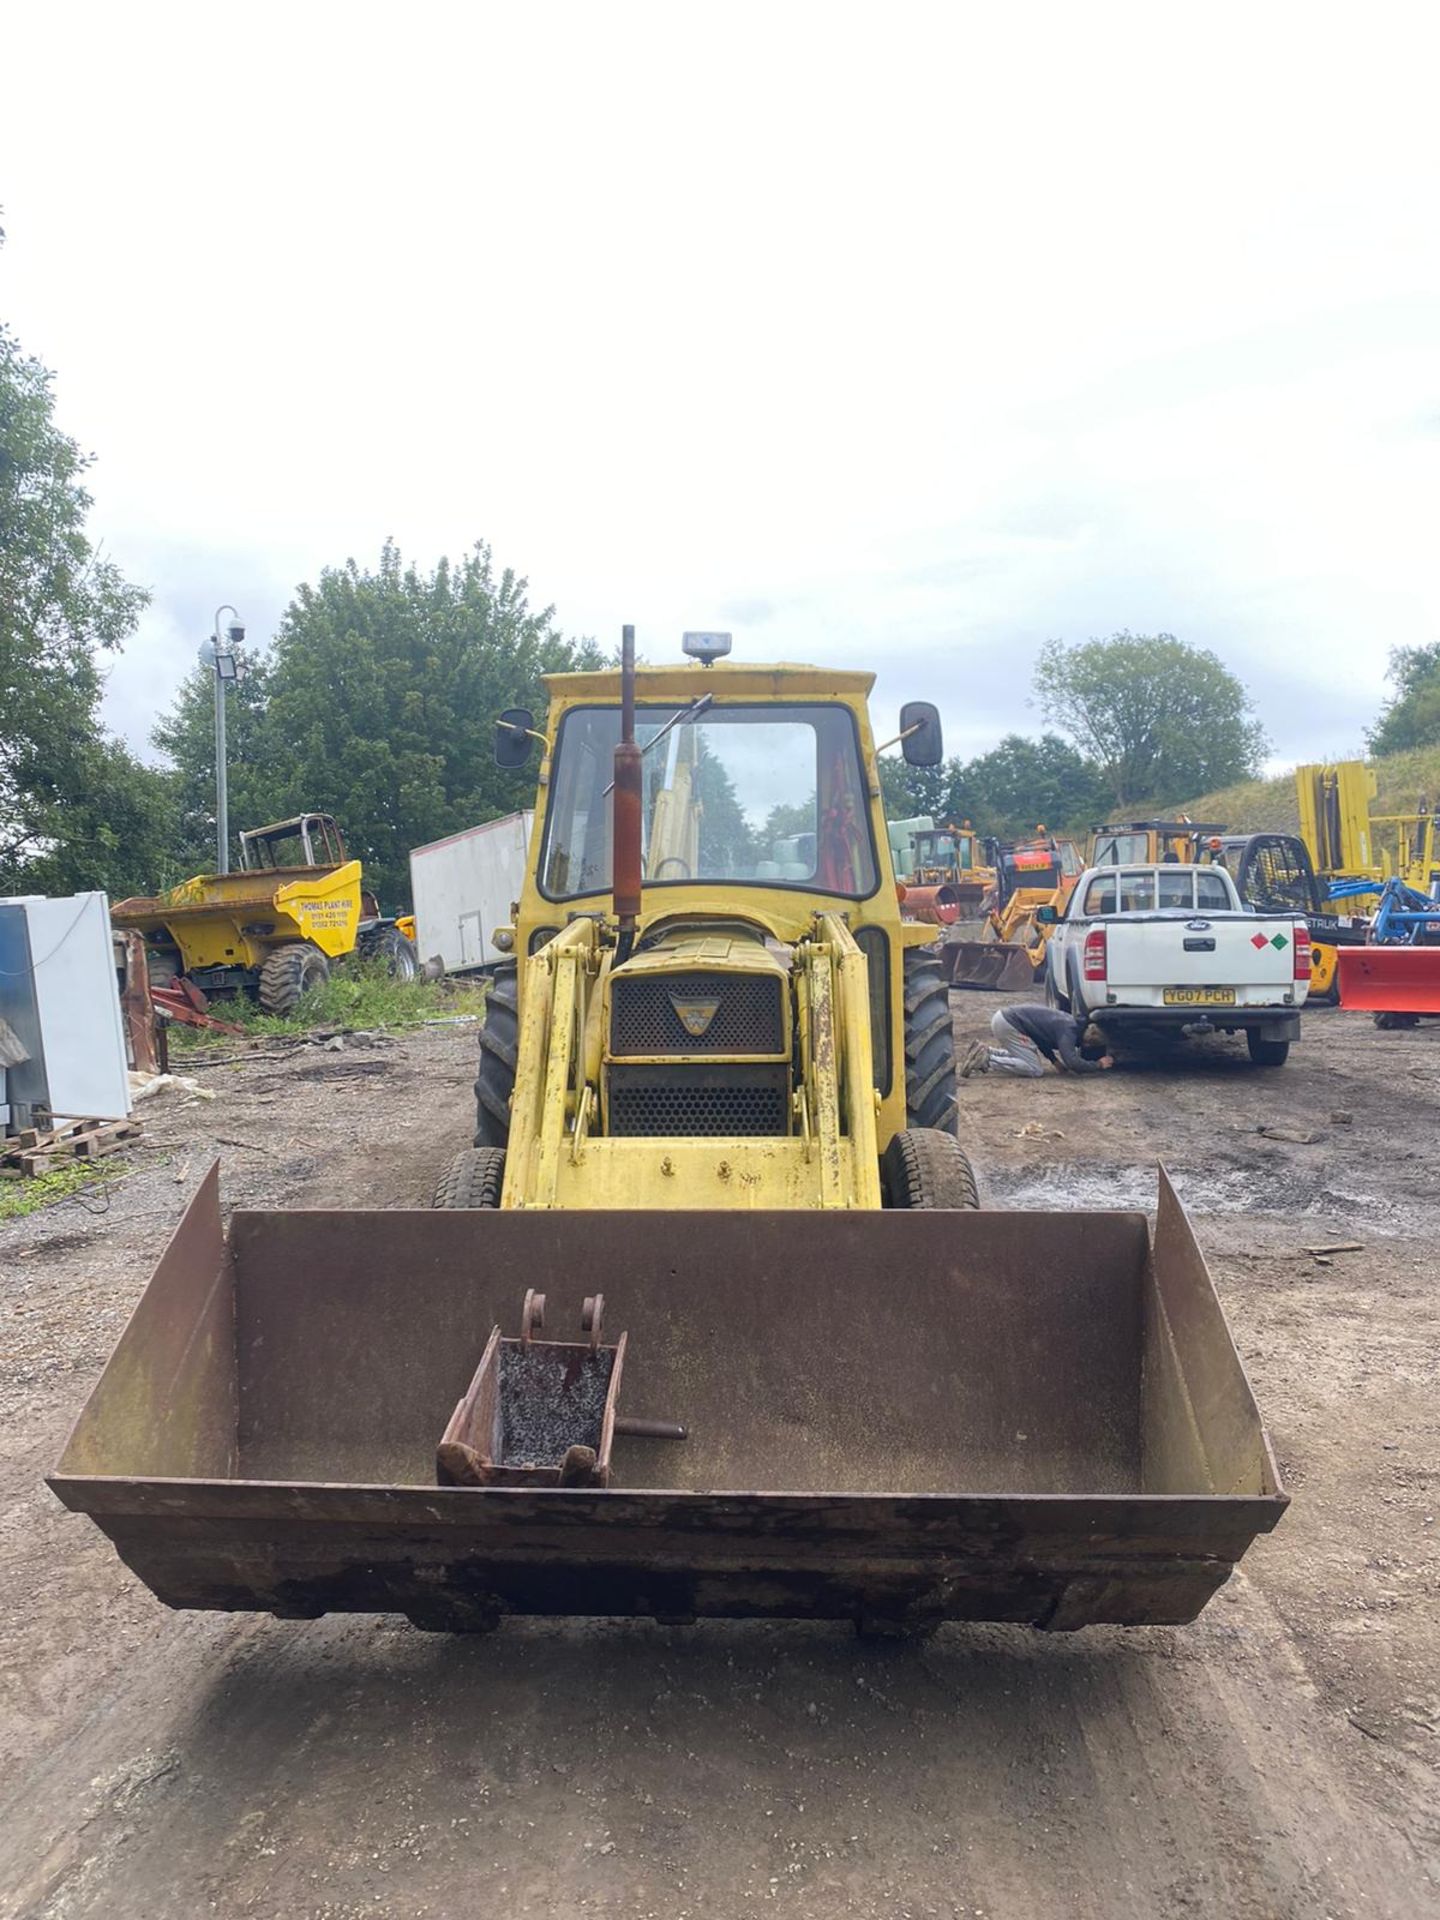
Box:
0;1003;1436;1919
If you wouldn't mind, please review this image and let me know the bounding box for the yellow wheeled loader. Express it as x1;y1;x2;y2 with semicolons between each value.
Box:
942;831;1082;991
51;632;1286;1637
111;813;418;1013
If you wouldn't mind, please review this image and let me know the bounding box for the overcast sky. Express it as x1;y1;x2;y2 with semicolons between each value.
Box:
4;2;1438;776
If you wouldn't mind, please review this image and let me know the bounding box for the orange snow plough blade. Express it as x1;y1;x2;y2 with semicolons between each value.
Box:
1337;946;1440;1015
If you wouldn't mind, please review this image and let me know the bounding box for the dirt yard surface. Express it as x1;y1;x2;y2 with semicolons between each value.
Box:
1;1002;1437;1918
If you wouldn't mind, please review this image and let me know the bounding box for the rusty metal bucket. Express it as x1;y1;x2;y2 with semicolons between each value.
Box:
941;938;1038;992
49;1166;1286;1635
1337;945;1440;1015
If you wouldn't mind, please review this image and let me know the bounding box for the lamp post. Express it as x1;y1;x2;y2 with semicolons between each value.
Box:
198;606;244;873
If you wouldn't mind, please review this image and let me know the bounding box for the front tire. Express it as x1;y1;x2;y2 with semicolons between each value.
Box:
432;1147;507;1208
474;961;519;1147
258;942;331;1014
1375;1011;1419;1030
1246;1032;1290;1067
881;1128;981;1209
903;946;959;1134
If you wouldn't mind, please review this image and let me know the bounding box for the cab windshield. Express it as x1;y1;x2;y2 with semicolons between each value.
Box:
539;702;879;900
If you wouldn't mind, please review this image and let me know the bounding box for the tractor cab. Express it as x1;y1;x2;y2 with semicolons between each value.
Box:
1089;820;1227;868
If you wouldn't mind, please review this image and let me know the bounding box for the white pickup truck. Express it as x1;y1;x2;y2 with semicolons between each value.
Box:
1042;862;1310;1065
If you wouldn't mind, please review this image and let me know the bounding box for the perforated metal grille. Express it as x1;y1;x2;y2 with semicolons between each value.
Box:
607;1064;790;1136
610;972;785;1056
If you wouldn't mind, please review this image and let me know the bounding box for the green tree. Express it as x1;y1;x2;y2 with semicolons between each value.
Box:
1034;632;1266;807
1368;643;1440;755
0;251;156;895
762;795;817;844
151;650;280;878
878;754;955;821
16;737;175;900
229;541;599;906
952;732;1111;837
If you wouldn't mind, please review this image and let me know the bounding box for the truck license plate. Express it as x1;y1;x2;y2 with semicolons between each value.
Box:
1163;987;1237;1006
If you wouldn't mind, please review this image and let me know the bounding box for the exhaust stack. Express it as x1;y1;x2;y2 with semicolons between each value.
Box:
613;624;642;963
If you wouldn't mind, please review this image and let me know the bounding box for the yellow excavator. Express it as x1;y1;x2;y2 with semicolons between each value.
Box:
51;631;1286;1637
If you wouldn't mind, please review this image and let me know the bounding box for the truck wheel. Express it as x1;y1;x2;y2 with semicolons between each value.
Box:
258;943;331;1015
1374;1012;1419;1030
361;925;419;980
433;1147;506;1208
1045;964;1070;1013
903;947;959;1134
474;961;519;1148
881;1128;981;1209
1246;1032;1290;1067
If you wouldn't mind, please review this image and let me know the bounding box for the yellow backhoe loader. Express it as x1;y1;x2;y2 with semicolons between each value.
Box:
440;639;972;1212
51;632;1286;1637
941;831;1083;990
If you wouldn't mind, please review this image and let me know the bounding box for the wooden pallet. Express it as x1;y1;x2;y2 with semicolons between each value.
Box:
1;1117;145;1178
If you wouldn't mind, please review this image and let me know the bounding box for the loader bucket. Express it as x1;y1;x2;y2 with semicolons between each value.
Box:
50;1166;1286;1635
941;939;1038;992
1337;944;1440;1015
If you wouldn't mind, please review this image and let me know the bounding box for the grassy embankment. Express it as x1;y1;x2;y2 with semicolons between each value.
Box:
1186;744;1440;836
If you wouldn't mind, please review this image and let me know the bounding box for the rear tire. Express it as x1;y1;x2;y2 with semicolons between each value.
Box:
881;1127;981;1209
474;961;519;1147
1246;1032;1290;1067
432;1146;507;1208
360;924;419;980
258;942;330;1015
903;946;959;1134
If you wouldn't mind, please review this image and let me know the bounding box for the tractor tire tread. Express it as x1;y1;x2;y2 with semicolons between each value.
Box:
474;962;519;1148
359;925;420;981
881;1127;981;1209
432;1147;507;1208
902;947;959;1133
257;942;330;1016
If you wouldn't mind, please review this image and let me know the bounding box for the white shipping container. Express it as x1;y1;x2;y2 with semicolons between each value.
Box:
410;812;534;974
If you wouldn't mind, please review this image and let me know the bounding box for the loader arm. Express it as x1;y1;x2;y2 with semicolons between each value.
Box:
502;917;599;1209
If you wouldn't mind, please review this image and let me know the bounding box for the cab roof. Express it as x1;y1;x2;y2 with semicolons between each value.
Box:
541;661;877;702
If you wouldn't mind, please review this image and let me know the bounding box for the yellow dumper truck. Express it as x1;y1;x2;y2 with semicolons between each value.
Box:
111;813;417;1013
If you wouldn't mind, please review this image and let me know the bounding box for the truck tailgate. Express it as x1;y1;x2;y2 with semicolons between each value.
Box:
1104;915;1301;992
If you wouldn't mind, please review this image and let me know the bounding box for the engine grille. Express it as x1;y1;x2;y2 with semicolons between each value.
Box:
607;1063;790;1137
610;971;785;1056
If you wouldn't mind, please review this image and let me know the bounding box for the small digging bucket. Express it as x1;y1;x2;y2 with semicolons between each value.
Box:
49;1166;1286;1636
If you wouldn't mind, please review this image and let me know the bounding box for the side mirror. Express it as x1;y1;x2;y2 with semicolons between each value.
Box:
1035;904;1059;925
495;707;536;769
900;701;943;767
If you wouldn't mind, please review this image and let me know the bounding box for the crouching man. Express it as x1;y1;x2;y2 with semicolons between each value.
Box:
961;1004;1115;1078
